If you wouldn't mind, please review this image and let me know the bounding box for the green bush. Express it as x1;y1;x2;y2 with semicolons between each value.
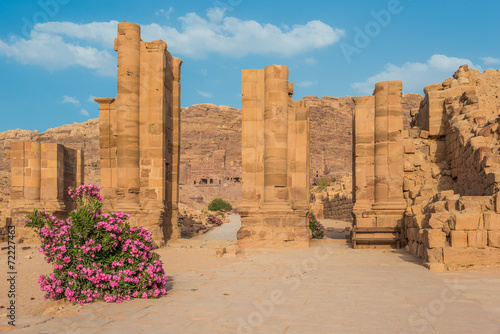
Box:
308;214;325;239
316;177;331;192
208;198;232;212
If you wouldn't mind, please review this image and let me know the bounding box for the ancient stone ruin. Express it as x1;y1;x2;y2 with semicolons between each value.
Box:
9;142;83;241
1;20;500;271
310;174;353;222
237;65;310;248
94;22;182;245
351;65;500;269
351;81;406;247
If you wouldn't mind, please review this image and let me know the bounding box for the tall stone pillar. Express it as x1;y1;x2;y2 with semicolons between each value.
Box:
95;98;116;207
352;81;406;245
238;65;310;248
95;22;182;246
352;96;375;227
170;57;183;240
372;81;405;211
263;65;290;206
116;22;141;204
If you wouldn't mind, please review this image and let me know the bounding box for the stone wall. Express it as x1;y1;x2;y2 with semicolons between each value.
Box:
405;191;500;270
310;174;353;222
400;66;500;268
8;142;83;241
95;22;182;246
351;65;500;264
412;65;500;197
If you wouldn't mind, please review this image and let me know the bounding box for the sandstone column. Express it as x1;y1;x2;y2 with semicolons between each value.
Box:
352;96;376;226
95;98;116;205
25;142;41;201
116;22;141;203
372;81;405;210
170;57;183;240
352;81;406;244
95;22;183;245
238;65;310;248
263;65;290;206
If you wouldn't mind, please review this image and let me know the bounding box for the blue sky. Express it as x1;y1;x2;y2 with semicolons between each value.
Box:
0;0;499;132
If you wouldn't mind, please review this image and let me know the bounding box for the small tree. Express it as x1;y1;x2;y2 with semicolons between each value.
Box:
208;198;232;211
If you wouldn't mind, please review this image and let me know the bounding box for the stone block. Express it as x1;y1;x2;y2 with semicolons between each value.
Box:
427;212;452;229
488;231;500;248
451;213;481;230
423;229;447;248
450;230;468;248
484;155;500;167
467;230;487;248
484;212;500;230
414;215;427;228
443;248;492;266
429;201;446;213
404;144;416;154
446;200;457;212
419;130;429;139
417;243;425;258
425;247;444;263
407;228;418;241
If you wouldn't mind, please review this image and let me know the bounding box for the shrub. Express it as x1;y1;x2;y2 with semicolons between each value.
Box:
315;177;331;192
206;214;223;227
25;184;168;305
208;198;232;212
308;213;325;239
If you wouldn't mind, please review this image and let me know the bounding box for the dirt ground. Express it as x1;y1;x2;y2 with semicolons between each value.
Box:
0;243;239;325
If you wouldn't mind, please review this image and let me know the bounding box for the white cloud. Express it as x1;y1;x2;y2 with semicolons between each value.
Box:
351;54;483;95
156;7;175;20
200;69;208;76
197;90;213;98
87;95;97;102
296;81;318;88
481;56;500;65
141;9;344;58
0;31;115;76
35;21;118;48
0;9;343;73
79;109;89;116
305;57;317;65
61;96;79;105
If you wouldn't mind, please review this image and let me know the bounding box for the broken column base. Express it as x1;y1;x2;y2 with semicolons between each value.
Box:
237;210;310;248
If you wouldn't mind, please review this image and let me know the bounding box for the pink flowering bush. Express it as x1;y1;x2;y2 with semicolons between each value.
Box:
25;185;168;305
206;214;223;227
308;214;325;239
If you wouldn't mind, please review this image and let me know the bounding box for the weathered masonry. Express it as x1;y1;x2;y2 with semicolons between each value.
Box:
95;22;182;246
238;65;310;248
